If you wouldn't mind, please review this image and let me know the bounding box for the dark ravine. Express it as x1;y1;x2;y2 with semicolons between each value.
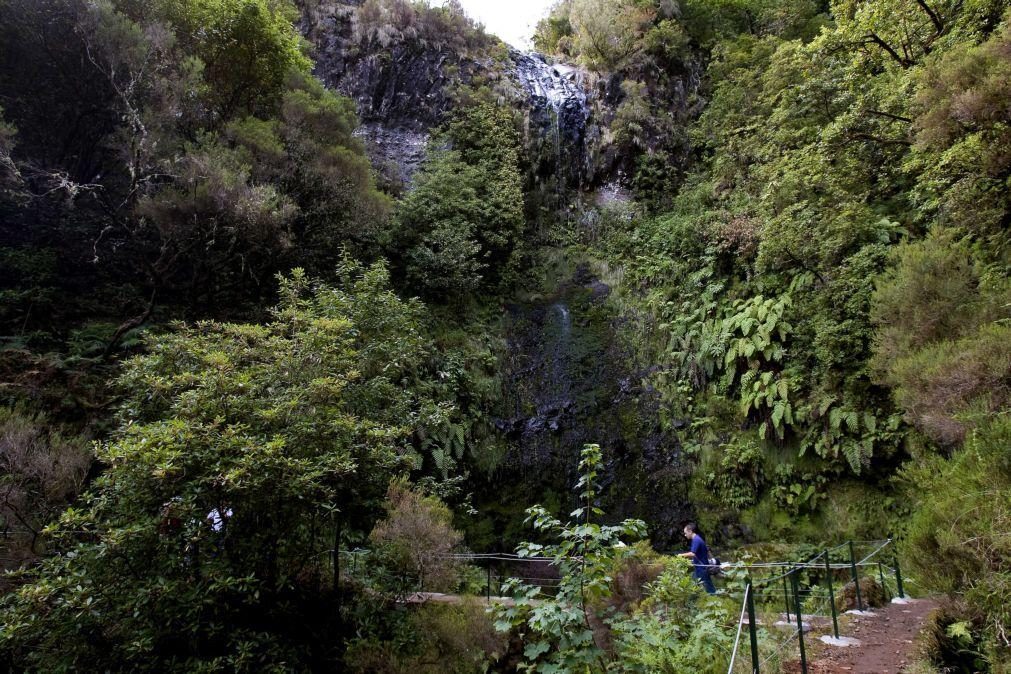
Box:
302;4;704;549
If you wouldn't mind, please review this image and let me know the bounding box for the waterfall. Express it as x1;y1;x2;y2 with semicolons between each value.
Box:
510;50;590;197
552;303;571;339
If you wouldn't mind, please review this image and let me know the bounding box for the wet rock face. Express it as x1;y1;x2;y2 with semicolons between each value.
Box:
304;6;705;193
352;123;429;192
511;50;592;190
494;264;693;550
306;9;598;189
310;12;483;184
309;4;474;131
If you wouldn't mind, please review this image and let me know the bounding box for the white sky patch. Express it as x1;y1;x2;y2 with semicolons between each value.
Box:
434;0;557;49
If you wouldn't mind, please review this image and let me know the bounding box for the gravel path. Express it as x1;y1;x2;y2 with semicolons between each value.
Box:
785;597;938;674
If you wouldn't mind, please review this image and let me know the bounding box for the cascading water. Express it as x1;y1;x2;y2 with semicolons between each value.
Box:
476;54;694;550
510;51;591;196
491;260;693;549
304;13;706;549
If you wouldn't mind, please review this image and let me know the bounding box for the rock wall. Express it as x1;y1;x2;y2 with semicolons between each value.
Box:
301;1;706;196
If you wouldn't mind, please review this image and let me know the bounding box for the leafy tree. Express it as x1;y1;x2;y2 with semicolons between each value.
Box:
0;0;386;348
908;14;1011;240
153;0;312;118
679;0;828;45
392;100;524;301
396;150;487;299
231;70;392;273
569;0;656;71
0;263;440;670
132;141;297;308
533;1;574;54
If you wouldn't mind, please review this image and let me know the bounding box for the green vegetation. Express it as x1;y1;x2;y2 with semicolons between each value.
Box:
903;415;1011;667
351;0;497;53
548;0;1011;667
0;264;439;669
495;444;735;673
1;0;1009;670
0;0;387;350
390;101;525;301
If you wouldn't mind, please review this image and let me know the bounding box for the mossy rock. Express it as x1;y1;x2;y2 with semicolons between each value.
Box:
837;576;887;610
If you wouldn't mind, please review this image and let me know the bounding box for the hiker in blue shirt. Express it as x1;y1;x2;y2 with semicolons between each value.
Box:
679;522;716;594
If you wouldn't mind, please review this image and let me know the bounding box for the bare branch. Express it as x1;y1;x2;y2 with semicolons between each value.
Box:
915;0;945;34
864;33;913;68
867;109;913;124
102;287;157;358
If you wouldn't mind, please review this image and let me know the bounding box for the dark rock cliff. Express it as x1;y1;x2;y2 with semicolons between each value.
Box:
302;3;603;192
301;1;706;194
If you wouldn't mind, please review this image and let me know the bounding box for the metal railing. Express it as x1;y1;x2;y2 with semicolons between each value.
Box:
724;538;906;674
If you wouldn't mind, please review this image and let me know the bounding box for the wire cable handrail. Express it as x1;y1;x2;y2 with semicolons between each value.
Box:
727;583;750;673
856;539;893;567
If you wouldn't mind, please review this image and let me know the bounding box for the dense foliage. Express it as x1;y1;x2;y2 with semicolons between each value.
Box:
494;444;735;673
2;0;1010;670
903;415;1011;664
389;101;526;301
0;264;442;669
548;0;1011;665
0;0;388;354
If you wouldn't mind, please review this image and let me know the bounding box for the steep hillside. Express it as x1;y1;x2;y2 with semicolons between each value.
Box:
0;0;1008;672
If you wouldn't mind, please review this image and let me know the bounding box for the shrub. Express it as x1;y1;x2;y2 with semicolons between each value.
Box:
916;598;994;674
369;480;465;593
346;599;506;674
351;0;494;54
611;556;733;674
871;230;1003;367
0;406;90;561
902;415;1011;668
886;324;1011;445
493;444;648;672
872;228;1011;445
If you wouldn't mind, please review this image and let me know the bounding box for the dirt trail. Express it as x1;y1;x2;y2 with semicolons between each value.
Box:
787;597;938;674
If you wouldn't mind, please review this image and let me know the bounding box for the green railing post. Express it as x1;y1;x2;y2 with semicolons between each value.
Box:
848;540;864;611
791;569;808;674
746;578;761;674
877;561;889;601
824;550;840;639
783;569;792;624
892;539;906;598
486;566;491;602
